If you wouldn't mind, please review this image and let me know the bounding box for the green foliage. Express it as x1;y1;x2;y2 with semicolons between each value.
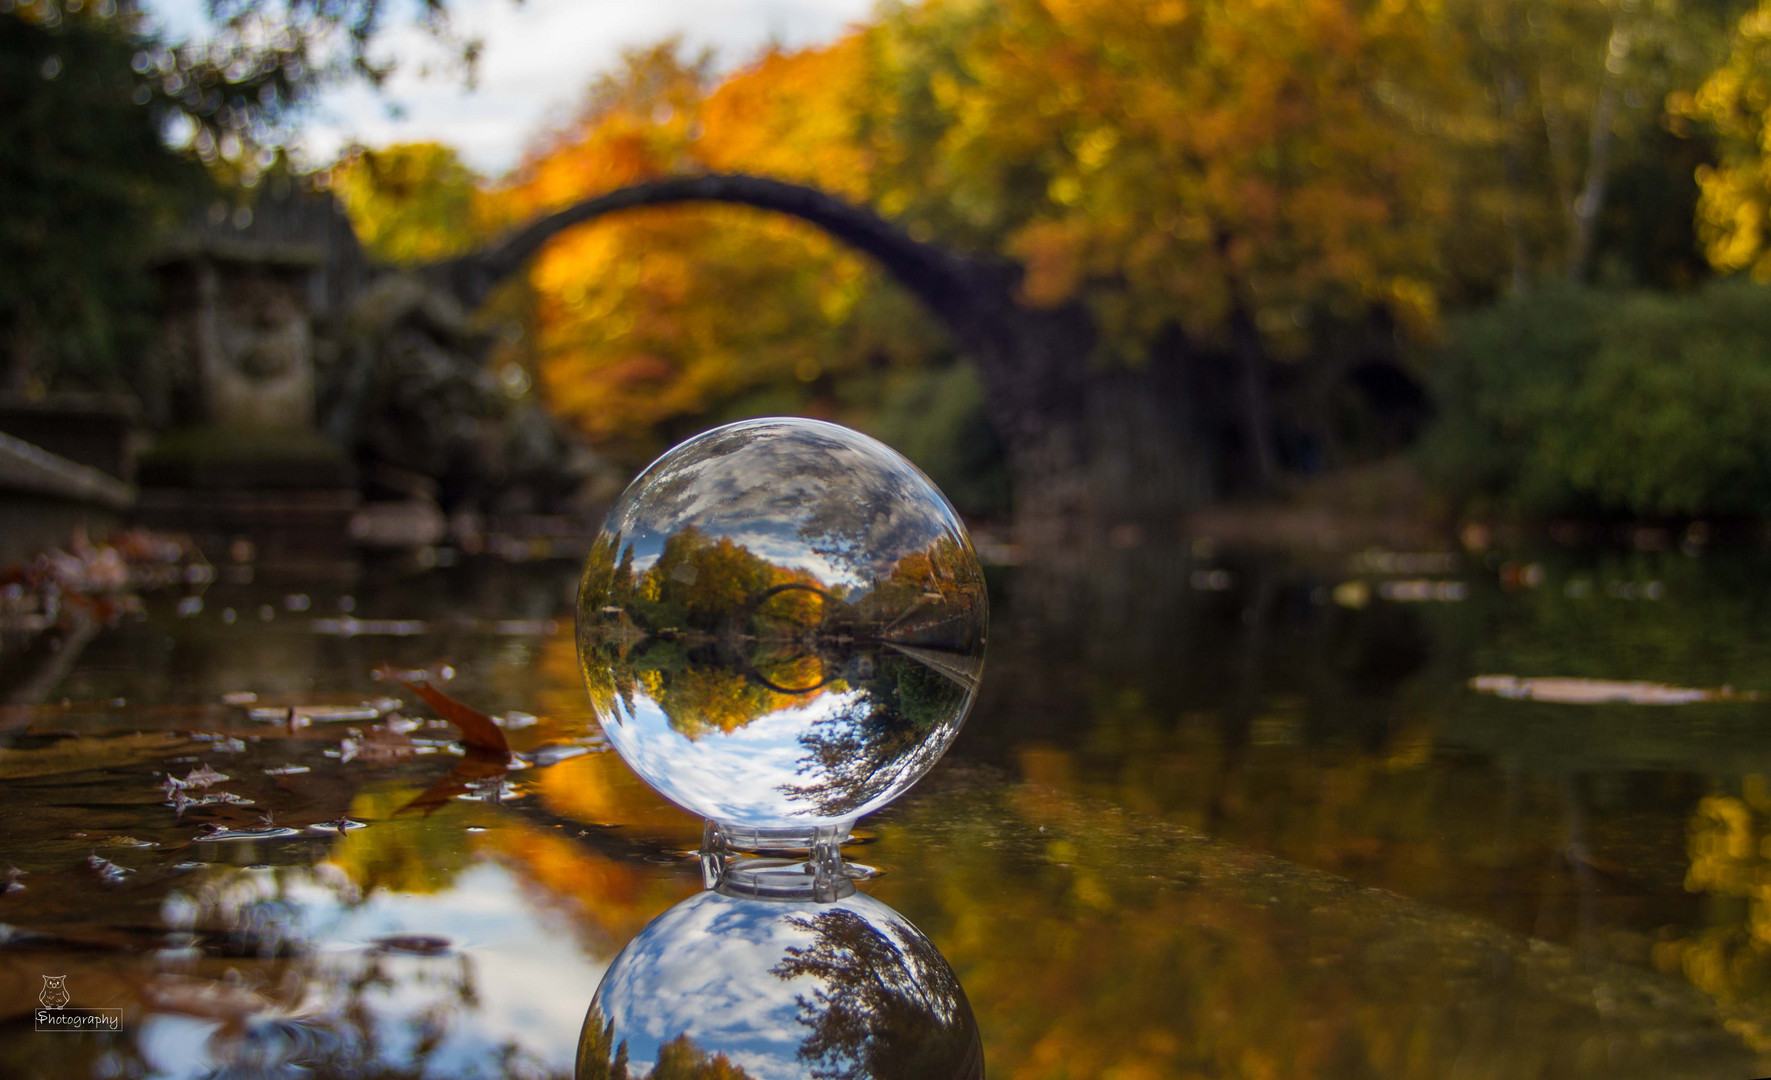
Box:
1422;278;1771;517
0;6;200;389
865;361;1009;520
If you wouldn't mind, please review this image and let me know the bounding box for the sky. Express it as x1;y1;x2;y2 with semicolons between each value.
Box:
141;0;876;176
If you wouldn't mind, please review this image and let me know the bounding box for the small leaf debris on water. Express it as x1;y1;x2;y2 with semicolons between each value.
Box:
309;818;366;836
376;664;510;760
312;617;428;637
1469;675;1762;705
168;764;230;790
164;788;253;817
195;822;301;842
83;854;133;886
372;934;453;956
247;703;384;724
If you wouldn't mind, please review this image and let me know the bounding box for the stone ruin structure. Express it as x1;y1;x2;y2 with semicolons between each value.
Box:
137;181;619;569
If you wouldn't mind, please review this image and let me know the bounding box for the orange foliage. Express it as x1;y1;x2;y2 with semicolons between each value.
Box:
433;1;1477;443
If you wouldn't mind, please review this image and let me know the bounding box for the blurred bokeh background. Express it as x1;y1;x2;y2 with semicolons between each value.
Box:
15;3;1771;1077
11;0;1771;539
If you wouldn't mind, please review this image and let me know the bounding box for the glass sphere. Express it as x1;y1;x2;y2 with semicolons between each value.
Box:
577;888;983;1080
577;418;988;843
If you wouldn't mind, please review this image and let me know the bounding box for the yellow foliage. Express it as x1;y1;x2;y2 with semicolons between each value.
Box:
331;143;490;264
1678;1;1771;278
436;0;1477;444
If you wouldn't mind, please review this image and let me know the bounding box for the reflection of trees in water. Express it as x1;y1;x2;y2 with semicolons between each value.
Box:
771;907;978;1080
79;863;575;1080
579;521;982;814
582;528;981;752
575;897;977;1080
590;636;827;739
780;657;969;818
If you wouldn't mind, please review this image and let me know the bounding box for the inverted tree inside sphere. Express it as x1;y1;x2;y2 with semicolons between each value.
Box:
576;418;988;841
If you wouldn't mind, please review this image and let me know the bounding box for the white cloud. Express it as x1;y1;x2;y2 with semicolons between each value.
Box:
145;0;876;175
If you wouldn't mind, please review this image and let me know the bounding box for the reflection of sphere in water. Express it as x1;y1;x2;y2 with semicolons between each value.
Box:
577;889;983;1080
577;419;988;840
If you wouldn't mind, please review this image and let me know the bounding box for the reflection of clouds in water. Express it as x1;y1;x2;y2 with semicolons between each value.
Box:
135;863;605;1079
302;864;605;1073
607;682;873;825
595;891;827;1079
603;419;960;589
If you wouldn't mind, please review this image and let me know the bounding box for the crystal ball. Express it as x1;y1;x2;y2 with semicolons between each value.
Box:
577;418;988;843
577;888;983;1080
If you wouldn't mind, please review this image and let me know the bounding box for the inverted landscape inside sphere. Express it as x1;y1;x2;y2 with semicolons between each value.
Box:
577;419;988;831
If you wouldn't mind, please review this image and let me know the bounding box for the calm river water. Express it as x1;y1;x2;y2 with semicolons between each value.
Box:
5;540;1771;1078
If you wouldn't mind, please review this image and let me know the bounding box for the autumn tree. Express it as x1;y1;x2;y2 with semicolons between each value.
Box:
1678;0;1771;278
373;0;1748;525
1;0;500;393
330;142;487;264
483;42;931;461
468;0;1476;520
1451;0;1745;291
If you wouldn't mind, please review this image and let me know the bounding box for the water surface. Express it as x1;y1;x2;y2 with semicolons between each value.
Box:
5;543;1771;1078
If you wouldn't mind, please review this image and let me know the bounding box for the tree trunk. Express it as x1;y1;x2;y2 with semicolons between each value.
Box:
1499;54;1530;294
3;306;39;392
1567;16;1632;283
1226;301;1279;491
1212;229;1279;491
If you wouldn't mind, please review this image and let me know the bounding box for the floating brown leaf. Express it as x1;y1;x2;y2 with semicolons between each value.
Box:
377;664;510;758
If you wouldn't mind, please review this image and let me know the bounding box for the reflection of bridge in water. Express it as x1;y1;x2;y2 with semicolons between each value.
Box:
881;642;984;693
734;583;985;695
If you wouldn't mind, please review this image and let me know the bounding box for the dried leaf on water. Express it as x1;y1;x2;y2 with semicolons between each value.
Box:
82;854;133;886
307;818;367;835
376;664;510;759
1469;675;1761;705
167;763;230;790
